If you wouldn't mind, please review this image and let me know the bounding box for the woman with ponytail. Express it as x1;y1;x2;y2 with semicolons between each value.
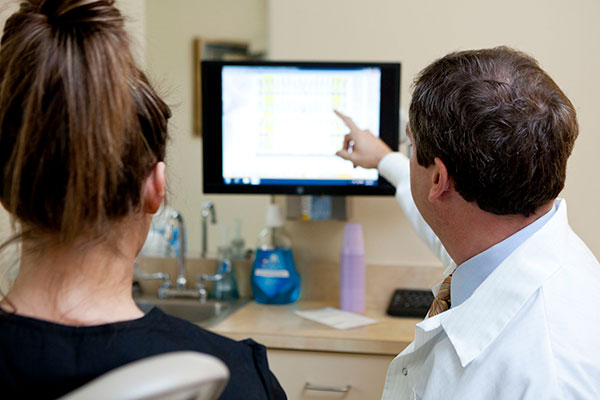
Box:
0;1;285;398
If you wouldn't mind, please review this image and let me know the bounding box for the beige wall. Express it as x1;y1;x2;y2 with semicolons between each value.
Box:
145;0;270;259
267;0;600;266
117;0;146;65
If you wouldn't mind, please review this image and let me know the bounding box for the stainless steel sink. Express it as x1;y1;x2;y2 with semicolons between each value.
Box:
135;296;248;327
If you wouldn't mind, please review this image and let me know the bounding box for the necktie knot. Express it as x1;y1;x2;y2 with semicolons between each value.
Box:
428;274;452;317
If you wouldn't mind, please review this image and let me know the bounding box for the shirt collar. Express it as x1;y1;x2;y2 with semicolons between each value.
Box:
433;199;569;367
451;203;557;307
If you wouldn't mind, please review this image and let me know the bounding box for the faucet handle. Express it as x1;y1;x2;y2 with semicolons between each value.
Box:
198;272;225;283
133;262;171;284
133;261;172;298
194;281;209;301
175;275;187;291
201;201;217;223
197;267;238;301
200;202;217;258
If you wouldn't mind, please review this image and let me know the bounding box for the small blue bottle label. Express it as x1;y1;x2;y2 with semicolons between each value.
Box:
251;248;300;304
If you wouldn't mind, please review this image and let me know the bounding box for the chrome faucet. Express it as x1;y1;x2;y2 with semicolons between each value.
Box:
200;201;216;258
156;209;207;301
168;209;187;290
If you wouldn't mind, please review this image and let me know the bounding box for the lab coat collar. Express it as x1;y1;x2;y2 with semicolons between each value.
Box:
416;199;569;367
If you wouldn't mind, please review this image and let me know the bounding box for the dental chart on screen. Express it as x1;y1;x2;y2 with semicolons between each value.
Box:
222;66;381;186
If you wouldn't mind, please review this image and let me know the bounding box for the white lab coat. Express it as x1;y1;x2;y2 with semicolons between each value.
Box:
378;153;600;399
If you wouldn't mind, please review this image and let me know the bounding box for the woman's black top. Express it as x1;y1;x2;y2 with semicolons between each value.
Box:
0;307;286;399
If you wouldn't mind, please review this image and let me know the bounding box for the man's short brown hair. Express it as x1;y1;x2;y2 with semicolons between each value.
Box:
409;46;578;216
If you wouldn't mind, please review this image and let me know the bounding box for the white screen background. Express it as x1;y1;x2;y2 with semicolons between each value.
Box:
222;66;381;183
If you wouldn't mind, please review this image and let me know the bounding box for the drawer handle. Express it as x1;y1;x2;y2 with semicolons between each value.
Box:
304;383;351;392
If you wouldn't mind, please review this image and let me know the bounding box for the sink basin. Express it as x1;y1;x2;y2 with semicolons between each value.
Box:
135;297;248;327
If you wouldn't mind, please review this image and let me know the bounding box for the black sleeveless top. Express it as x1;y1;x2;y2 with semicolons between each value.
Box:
0;307;286;399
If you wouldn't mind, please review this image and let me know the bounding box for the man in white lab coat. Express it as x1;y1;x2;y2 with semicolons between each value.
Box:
336;47;600;399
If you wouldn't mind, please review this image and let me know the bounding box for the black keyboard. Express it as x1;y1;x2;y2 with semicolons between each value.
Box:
386;289;434;318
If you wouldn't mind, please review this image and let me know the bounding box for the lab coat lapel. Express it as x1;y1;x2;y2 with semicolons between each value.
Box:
401;305;448;357
441;199;569;367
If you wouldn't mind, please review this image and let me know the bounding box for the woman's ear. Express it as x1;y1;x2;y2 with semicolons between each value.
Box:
428;157;451;202
143;162;166;214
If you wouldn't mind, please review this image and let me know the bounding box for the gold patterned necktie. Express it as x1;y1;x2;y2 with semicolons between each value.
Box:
428;274;453;317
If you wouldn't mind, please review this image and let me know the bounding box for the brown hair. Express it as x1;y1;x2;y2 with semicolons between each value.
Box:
409;46;578;217
0;0;170;244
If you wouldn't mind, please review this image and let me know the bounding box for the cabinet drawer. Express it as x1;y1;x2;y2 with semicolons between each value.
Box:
268;349;394;400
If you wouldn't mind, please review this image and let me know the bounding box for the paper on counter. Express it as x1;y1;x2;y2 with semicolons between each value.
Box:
294;307;377;330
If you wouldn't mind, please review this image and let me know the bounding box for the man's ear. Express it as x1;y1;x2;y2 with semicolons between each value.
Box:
143;162;166;214
428;157;451;202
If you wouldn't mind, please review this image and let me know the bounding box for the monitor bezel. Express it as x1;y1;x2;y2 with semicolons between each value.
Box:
202;60;400;196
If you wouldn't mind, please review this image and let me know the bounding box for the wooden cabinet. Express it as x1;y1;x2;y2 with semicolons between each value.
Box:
268;349;394;400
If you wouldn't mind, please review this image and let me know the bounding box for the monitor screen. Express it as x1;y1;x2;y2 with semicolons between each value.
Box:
202;60;400;195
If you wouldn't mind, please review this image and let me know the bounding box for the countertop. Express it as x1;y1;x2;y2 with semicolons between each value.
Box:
211;300;420;356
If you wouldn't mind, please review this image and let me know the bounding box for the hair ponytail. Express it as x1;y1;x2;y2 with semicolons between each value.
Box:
0;0;170;243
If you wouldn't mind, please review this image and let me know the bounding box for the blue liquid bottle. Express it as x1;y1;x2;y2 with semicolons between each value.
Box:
251;204;300;304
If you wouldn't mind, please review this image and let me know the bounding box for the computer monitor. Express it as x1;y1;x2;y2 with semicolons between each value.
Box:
202;60;400;195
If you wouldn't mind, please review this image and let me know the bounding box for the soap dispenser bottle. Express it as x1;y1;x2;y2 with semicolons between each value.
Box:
212;225;239;301
251;204;300;304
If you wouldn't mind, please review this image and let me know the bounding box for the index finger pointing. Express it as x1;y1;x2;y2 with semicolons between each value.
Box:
334;110;360;132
